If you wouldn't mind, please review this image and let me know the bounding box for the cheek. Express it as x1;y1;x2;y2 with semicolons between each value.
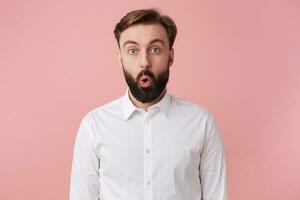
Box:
122;60;138;77
151;56;170;71
122;55;145;76
121;55;138;69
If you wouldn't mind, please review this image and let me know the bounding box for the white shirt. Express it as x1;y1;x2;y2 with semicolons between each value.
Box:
70;89;228;200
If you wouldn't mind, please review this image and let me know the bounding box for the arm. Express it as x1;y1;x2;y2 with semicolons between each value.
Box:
200;113;228;200
69;116;100;200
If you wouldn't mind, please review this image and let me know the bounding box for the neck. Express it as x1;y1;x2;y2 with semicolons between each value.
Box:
128;88;167;111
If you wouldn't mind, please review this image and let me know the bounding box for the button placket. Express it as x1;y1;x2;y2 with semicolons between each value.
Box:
143;116;152;200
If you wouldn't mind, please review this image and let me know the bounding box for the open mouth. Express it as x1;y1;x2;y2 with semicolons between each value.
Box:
139;75;153;87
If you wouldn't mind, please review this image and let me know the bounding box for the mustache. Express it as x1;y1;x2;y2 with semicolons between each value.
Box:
136;69;155;81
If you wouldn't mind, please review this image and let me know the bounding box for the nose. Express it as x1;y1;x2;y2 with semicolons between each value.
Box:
139;50;150;69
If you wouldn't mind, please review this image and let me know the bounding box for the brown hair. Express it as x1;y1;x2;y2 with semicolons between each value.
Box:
114;9;177;49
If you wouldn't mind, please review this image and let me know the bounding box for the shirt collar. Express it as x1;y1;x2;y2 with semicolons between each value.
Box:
121;88;172;121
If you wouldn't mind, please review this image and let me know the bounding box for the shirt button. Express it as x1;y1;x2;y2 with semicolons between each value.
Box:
146;149;151;154
146;180;151;185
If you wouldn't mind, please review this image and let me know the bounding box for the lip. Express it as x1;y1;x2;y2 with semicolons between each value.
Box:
140;75;151;80
139;75;153;87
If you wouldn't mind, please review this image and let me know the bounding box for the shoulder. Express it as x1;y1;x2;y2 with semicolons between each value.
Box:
170;95;220;134
170;95;213;119
80;96;124;125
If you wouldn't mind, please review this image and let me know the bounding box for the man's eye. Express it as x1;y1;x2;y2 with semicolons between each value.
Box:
128;48;136;55
151;47;161;54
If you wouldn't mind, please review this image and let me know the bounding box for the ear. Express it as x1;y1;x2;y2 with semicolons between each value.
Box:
118;50;123;68
168;48;174;67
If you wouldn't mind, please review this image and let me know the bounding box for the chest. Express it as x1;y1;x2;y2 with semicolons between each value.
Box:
93;116;206;177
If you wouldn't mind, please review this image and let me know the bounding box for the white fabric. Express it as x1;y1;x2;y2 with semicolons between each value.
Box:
70;89;228;200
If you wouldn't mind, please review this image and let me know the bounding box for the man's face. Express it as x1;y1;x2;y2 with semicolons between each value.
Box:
118;23;174;103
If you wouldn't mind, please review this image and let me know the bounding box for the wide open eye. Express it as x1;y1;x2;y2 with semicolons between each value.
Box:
128;48;137;55
150;47;161;54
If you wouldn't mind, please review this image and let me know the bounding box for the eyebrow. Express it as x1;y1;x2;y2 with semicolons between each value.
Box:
149;39;165;47
122;38;166;48
123;40;138;48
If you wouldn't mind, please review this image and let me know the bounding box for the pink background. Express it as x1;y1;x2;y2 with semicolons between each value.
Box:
1;0;299;199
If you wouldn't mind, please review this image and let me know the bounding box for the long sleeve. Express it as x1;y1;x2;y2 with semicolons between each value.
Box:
200;114;228;200
69;117;100;200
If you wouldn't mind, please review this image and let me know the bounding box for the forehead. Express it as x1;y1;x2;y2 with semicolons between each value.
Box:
119;23;169;47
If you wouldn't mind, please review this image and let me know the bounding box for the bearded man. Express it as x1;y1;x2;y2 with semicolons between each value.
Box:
70;9;228;200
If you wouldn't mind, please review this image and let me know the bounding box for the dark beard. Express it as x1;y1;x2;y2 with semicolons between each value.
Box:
122;67;169;103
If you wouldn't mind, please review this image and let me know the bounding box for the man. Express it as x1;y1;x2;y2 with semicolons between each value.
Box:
70;9;227;200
